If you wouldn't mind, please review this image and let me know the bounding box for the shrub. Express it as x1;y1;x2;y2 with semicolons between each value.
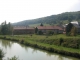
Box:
59;38;63;45
20;39;24;44
62;42;68;47
53;40;60;46
68;43;79;49
46;31;54;35
37;31;43;35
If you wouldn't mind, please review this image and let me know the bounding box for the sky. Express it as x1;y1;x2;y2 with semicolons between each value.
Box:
0;0;80;24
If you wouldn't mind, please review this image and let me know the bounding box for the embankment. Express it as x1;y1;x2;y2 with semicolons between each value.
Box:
0;36;80;58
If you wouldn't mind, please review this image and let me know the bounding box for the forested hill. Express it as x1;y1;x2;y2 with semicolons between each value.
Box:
13;11;80;26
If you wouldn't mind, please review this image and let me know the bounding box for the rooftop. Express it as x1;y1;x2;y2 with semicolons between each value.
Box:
37;26;63;30
13;26;34;30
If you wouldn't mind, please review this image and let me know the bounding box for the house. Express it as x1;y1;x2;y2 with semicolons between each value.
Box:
13;26;35;35
36;26;63;34
13;26;63;35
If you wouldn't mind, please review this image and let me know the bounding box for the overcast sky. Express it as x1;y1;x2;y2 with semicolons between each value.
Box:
0;0;80;24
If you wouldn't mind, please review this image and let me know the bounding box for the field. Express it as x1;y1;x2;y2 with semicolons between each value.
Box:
0;34;80;58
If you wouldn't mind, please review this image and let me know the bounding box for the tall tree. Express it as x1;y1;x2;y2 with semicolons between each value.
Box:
1;21;8;35
35;27;38;34
7;22;13;35
0;21;13;35
66;23;73;35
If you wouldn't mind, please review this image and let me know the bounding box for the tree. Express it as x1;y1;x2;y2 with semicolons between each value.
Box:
68;15;73;22
70;26;77;36
66;23;73;35
40;23;43;26
0;21;13;35
1;21;8;35
35;27;38;34
7;22;13;35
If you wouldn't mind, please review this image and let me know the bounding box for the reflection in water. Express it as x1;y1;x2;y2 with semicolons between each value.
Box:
19;43;79;60
0;40;13;49
0;39;79;60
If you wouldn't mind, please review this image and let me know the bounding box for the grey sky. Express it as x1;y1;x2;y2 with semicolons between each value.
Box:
69;1;80;11
0;0;80;24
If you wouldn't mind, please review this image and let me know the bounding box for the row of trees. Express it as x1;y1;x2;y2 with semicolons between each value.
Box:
0;21;13;35
0;21;77;36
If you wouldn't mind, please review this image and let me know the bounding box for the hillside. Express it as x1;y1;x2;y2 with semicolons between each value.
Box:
12;11;80;26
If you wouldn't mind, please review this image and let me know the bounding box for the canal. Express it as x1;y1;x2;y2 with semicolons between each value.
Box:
0;39;79;60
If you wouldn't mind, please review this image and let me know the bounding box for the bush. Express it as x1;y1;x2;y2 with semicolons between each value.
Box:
37;31;43;35
62;42;68;47
68;43;79;49
20;39;24;44
53;40;60;46
46;31;54;35
59;38;63;45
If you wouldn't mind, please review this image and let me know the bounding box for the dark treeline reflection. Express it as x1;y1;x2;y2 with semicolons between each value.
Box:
0;40;13;49
19;43;79;60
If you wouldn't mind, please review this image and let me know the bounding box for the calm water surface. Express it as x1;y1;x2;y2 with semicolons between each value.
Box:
0;39;79;60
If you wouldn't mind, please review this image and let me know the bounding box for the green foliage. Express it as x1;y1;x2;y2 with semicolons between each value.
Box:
37;31;43;35
0;49;5;59
70;26;77;36
66;23;73;35
66;23;77;36
59;38;63;45
35;27;38;34
0;21;13;35
0;34;80;58
62;42;68;47
7;22;13;35
46;31;54;35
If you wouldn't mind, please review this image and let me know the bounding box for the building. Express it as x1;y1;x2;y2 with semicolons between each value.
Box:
13;26;64;35
13;26;35;35
37;26;63;34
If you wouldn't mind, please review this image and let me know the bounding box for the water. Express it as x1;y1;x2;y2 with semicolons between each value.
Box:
0;39;79;60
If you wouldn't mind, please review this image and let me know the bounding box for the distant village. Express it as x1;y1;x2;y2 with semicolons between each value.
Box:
13;21;80;35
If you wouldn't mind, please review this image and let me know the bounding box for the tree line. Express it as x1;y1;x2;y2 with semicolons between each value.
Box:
0;21;78;36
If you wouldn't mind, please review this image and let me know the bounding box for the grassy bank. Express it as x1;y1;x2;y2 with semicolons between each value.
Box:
0;34;80;58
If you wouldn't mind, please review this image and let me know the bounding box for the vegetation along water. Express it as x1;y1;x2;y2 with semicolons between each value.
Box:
0;39;79;60
0;34;80;60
